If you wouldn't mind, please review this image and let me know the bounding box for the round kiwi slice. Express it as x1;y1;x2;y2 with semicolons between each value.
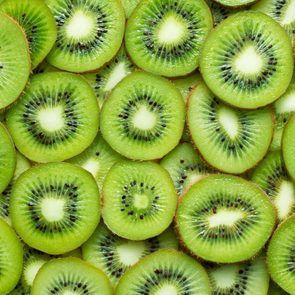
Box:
207;254;269;295
0;12;30;109
176;175;276;263
120;0;141;18
100;71;185;160
31;257;112;295
102;160;177;240
267;214;295;294
125;0;213;77
45;0;125;73
251;151;295;222
82;222;178;286
0;0;57;69
200;11;293;109
83;46;134;109
187;82;273;174
116;249;211;295
6;72;99;163
0;219;23;294
10;162;100;255
160;143;215;196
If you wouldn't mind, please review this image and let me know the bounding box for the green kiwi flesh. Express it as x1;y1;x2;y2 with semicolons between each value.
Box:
100;71;185;160
268;280;289;295
102;160;177;240
120;0;141;18
10;162;100;255
213;0;256;7
115;249;211;295
200;11;294;109
125;0;213;77
187;82;273;174
6;72;99;163
176;175;276;263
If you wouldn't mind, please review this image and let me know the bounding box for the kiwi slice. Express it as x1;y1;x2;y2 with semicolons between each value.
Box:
31;257;112;295
83;47;134;109
187;83;273;174
120;0;141;18
251;151;295;222
176;175;276;263
267;214;295;294
67;133;124;193
0;151;31;225
0;12;30;109
160;143;214;196
207;254;269;294
6;72;99;163
268;280;289;295
10;162;100;255
116;249;211;295
200;11;293;109
125;0;213;77
0;0;57;69
82;222;178;286
0;219;23;294
271;70;295;150
102;160;177;240
45;0;125;73
100;71;185;160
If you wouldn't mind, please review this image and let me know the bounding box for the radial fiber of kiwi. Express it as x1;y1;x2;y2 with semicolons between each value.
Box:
102;160;177;240
83;46;134;109
187;83;273;174
0;219;23;294
116;249;211;295
0;12;30;109
267;214;295;294
31;257;113;295
6;72;99;163
45;0;125;73
120;0;141;18
207;254;269;295
200;11;293;109
100;71;185;160
176;175;276;263
125;0;213;77
0;0;57;69
160;143;214;196
10;162;100;255
82;222;178;286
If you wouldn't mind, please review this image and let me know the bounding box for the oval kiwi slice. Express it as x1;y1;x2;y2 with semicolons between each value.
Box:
82;222;178;286
187;82;273;174
31;257;112;295
116;249;211;295
200;11;293;109
176;175;276;263
100;71;185;160
125;0;213;77
10;162;100;255
0;12;30;109
6;72;99;163
45;0;125;73
102;160;177;240
267;214;295;294
0;219;23;294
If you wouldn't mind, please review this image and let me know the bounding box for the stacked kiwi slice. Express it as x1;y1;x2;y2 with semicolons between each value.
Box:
0;0;294;294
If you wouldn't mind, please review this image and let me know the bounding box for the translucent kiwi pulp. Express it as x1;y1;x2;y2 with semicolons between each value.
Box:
45;0;125;72
187;83;273;174
176;175;276;263
100;71;185;160
102;160;177;240
10;162;100;255
82;222;178;286
0;0;57;69
6;72;99;163
125;0;213;77
116;249;211;295
31;257;113;295
200;11;293;109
